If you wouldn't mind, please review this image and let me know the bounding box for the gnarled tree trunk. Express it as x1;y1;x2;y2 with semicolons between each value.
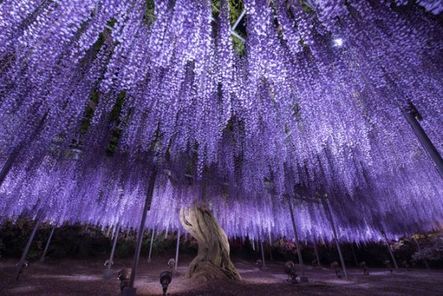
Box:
179;205;241;282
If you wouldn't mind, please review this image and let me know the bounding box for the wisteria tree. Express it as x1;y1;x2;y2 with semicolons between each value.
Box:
0;0;442;283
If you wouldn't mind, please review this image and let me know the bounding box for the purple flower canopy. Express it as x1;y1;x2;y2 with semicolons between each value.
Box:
0;0;442;242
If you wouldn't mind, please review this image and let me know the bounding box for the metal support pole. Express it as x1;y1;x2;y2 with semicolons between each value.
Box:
0;148;20;188
351;243;359;266
382;233;399;270
268;230;273;261
125;168;157;295
413;237;430;269
174;228;180;271
16;220;41;280
147;228;155;263
164;226;169;239
252;238;255;251
260;239;266;268
313;240;321;266
402;104;443;178
106;226;112;237
324;199;348;279
287;195;305;275
40;226;55;262
231;10;245;31
108;224;121;268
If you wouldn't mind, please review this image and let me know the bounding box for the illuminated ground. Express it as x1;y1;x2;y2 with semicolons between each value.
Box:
1;256;442;296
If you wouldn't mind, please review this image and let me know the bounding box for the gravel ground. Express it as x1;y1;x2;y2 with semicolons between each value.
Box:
1;257;442;296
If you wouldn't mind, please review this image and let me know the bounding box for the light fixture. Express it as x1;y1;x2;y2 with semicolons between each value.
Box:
333;38;344;48
160;271;172;296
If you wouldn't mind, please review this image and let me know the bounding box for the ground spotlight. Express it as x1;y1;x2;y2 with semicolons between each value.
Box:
160;270;172;296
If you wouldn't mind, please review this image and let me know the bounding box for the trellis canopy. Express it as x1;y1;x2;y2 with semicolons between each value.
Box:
0;0;442;242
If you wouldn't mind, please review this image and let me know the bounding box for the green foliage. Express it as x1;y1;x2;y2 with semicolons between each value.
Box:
229;0;246;56
0;220;199;261
152;235;176;255
232;36;246;56
79;89;100;135
115;242;135;258
0;220;39;258
411;234;443;264
106;91;126;155
209;0;246;56
77;26;109;136
144;0;156;26
299;0;315;13
211;0;221;18
228;0;244;26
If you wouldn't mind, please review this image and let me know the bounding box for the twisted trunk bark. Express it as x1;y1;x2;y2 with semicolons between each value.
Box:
179;205;241;282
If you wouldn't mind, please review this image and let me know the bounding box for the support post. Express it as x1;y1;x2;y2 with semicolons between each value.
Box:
252;238;255;251
402;102;443;178
175;228;180;271
103;224;120;279
125;168;157;296
108;224;121;268
106;226;112;237
260;239;266;268
382;232;399;270
287;195;305;275
40;226;55;262
268;229;273;261
324;198;348;279
147;228;155;263
313;240;321;266
165;225;169;239
413;237;430;269
350;243;359;266
16;220;41;280
0;148;21;187
231;10;245;31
